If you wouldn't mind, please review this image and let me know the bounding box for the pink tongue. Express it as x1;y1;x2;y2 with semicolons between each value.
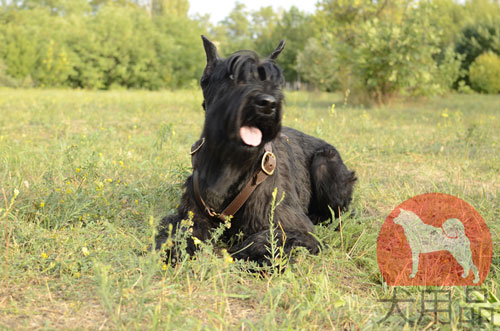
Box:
240;126;262;146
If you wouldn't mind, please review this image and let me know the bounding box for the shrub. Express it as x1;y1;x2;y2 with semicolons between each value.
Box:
0;3;205;90
298;3;462;105
455;21;500;83
296;36;340;92
436;47;464;93
0;61;21;87
469;51;500;93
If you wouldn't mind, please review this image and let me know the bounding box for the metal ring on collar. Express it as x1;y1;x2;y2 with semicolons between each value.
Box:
261;151;276;176
190;137;205;155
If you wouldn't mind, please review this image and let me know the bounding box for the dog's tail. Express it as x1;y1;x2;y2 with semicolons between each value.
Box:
442;218;466;239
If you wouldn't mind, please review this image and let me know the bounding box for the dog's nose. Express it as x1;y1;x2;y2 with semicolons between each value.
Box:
255;94;277;115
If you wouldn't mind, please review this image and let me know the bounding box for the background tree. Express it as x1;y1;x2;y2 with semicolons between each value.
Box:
297;36;339;91
0;0;205;89
252;6;279;56
272;7;313;83
218;2;254;53
298;0;463;104
455;21;500;84
1;0;499;98
151;0;189;17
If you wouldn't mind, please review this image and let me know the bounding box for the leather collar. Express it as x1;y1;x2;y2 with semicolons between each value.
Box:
190;139;276;222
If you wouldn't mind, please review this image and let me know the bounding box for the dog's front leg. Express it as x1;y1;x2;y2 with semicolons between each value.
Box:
228;228;319;266
155;212;213;262
410;249;420;278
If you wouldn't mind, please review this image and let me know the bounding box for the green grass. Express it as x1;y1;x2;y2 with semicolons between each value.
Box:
0;89;499;329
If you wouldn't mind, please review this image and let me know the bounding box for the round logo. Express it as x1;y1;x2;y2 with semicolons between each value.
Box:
377;193;492;286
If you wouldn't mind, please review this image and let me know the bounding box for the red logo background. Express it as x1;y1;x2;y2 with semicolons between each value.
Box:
377;193;492;286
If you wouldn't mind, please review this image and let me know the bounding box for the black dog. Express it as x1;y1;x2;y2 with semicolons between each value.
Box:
155;36;356;264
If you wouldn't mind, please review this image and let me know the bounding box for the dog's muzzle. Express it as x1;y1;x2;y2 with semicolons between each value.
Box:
254;94;277;116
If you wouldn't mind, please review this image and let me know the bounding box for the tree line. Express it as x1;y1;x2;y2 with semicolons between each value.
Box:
1;0;499;103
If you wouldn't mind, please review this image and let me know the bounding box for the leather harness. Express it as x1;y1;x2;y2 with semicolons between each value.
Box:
190;138;277;222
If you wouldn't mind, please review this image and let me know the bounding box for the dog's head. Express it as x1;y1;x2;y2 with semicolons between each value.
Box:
199;36;285;149
394;209;420;227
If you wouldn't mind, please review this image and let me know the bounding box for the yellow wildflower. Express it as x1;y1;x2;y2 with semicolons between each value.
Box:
221;249;234;264
192;237;201;246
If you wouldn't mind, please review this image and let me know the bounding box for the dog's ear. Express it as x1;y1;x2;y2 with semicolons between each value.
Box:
269;39;286;61
201;35;220;74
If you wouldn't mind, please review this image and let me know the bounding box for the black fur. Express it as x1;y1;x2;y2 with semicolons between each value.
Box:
156;36;356;264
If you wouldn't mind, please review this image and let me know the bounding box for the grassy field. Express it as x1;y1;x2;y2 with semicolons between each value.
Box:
0;89;499;329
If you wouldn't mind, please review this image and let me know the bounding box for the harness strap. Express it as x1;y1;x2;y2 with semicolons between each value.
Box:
191;140;276;222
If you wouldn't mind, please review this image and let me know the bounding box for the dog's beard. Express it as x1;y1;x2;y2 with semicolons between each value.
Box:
239;115;281;148
238;98;282;147
203;85;282;149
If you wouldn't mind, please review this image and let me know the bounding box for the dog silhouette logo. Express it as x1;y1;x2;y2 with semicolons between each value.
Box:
377;193;492;286
394;209;480;283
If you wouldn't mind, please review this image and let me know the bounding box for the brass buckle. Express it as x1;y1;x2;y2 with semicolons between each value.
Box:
261;151;276;176
190;137;205;155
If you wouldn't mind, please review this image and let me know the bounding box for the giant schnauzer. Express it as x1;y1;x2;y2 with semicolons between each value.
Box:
155;36;356;265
